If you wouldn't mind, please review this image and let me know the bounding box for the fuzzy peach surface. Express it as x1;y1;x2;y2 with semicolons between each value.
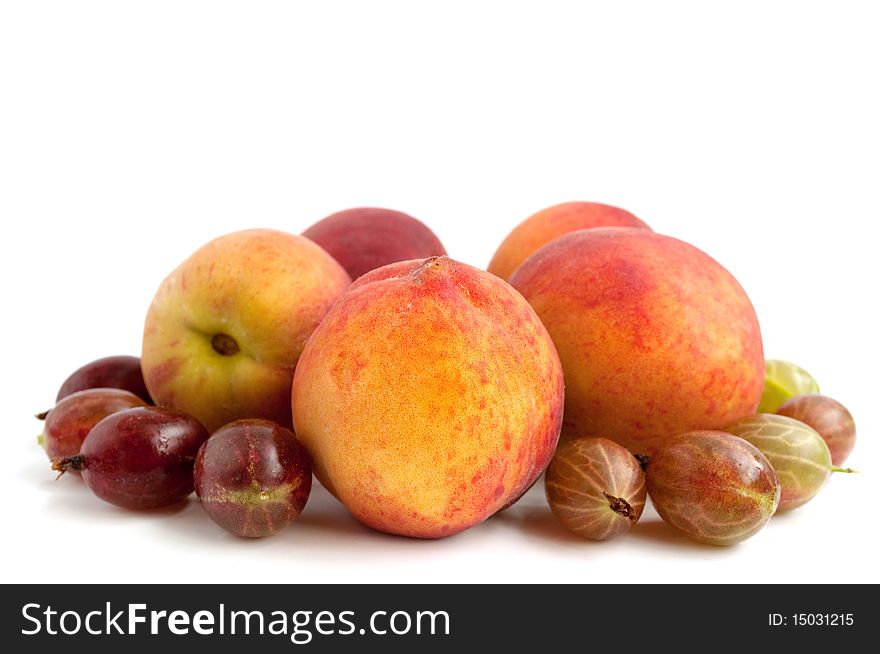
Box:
291;256;564;539
510;228;764;455
488;201;649;280
303;207;447;280
142;229;351;433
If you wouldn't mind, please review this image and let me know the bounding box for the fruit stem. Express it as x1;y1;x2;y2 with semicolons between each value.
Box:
51;455;85;479
831;466;858;474
35;410;49;421
211;333;240;356
603;491;636;521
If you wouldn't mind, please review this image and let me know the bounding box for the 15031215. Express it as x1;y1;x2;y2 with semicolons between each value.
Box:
769;614;854;626
793;614;854;627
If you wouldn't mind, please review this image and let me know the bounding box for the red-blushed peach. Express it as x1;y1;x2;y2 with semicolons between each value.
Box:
291;256;564;538
302;207;447;280
509;228;764;455
488;201;649;280
142;229;351;433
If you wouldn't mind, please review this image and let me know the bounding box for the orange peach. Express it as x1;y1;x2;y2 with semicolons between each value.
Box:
142;229;350;432
510;228;764;455
303;207;447;280
291;256;564;538
488;201;649;280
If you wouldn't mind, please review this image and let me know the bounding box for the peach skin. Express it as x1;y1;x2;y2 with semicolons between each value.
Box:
142;229;351;432
303;207;446;280
291;256;564;538
510;228;764;456
488;201;649;280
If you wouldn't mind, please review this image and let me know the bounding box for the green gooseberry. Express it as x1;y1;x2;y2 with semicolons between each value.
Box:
758;359;820;413
726;414;852;512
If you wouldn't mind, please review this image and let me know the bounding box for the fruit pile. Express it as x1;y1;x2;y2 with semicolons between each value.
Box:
38;203;858;545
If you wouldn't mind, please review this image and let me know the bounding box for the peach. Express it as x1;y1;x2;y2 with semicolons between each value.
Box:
488;201;649;280
291;256;564;538
302;207;447;280
510;228;764;455
142;229;350;432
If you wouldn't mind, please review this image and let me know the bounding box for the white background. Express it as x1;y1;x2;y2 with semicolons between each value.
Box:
2;1;878;584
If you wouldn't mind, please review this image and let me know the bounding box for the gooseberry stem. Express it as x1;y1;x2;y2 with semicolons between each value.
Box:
603;491;636;521
51;455;85;479
831;466;858;474
36;410;49;421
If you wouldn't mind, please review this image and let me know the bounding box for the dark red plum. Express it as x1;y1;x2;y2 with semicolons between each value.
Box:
52;407;209;509
194;420;312;537
41;389;147;461
646;431;781;546
56;355;152;404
